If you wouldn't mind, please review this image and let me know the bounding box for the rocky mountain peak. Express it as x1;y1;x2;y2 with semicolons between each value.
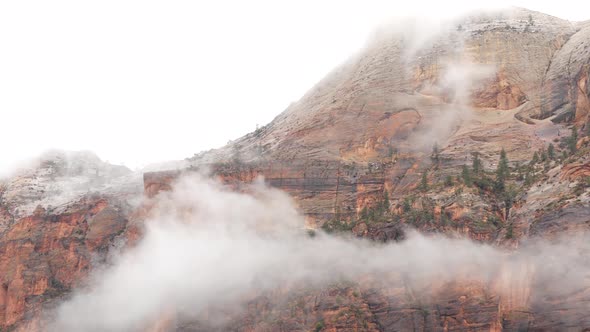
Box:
0;150;140;232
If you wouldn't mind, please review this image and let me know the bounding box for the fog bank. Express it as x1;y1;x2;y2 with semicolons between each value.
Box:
47;174;590;331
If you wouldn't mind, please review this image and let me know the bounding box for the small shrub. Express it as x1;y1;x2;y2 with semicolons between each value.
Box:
488;215;501;228
321;219;354;233
315;320;325;332
402;198;412;213
462;165;472;186
506;223;514;239
444;175;453;187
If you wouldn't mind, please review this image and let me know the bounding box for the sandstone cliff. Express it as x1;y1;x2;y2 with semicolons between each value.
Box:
0;151;142;330
1;7;590;332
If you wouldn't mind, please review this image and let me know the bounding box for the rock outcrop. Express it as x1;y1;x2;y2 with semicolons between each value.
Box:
0;151;141;330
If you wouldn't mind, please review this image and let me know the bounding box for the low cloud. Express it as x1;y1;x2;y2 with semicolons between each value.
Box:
44;174;590;331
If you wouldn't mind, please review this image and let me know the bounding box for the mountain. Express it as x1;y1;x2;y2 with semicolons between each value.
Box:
172;7;590;237
2;7;590;331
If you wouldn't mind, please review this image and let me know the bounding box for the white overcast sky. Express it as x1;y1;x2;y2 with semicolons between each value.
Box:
0;0;588;172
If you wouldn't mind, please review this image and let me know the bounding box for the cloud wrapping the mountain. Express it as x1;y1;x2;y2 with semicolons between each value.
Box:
46;174;590;331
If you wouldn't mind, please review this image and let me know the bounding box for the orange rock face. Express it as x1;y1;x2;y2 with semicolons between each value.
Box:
0;197;131;329
2;7;590;332
560;161;590;181
145;161;388;226
472;73;527;110
144;170;181;198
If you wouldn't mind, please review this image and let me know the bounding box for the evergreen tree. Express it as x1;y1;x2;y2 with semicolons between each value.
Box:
444;175;453;187
495;148;509;192
420;171;429;192
569;125;578;153
502;186;517;219
532;151;539;164
540;147;547;162
402;197;412;212
461;165;472;186
380;191;390;214
360;206;369;220
506;223;514;239
472;152;482;175
431;142;440;162
547;143;555;160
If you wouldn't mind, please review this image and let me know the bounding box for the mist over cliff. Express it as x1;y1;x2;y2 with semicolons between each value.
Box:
46;174;590;331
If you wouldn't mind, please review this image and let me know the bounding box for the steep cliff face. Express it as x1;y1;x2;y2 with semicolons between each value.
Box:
0;151;141;330
145;161;388;226
541;23;590;124
189;8;577;165
141;8;590;331
2;7;590;332
173;281;505;332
